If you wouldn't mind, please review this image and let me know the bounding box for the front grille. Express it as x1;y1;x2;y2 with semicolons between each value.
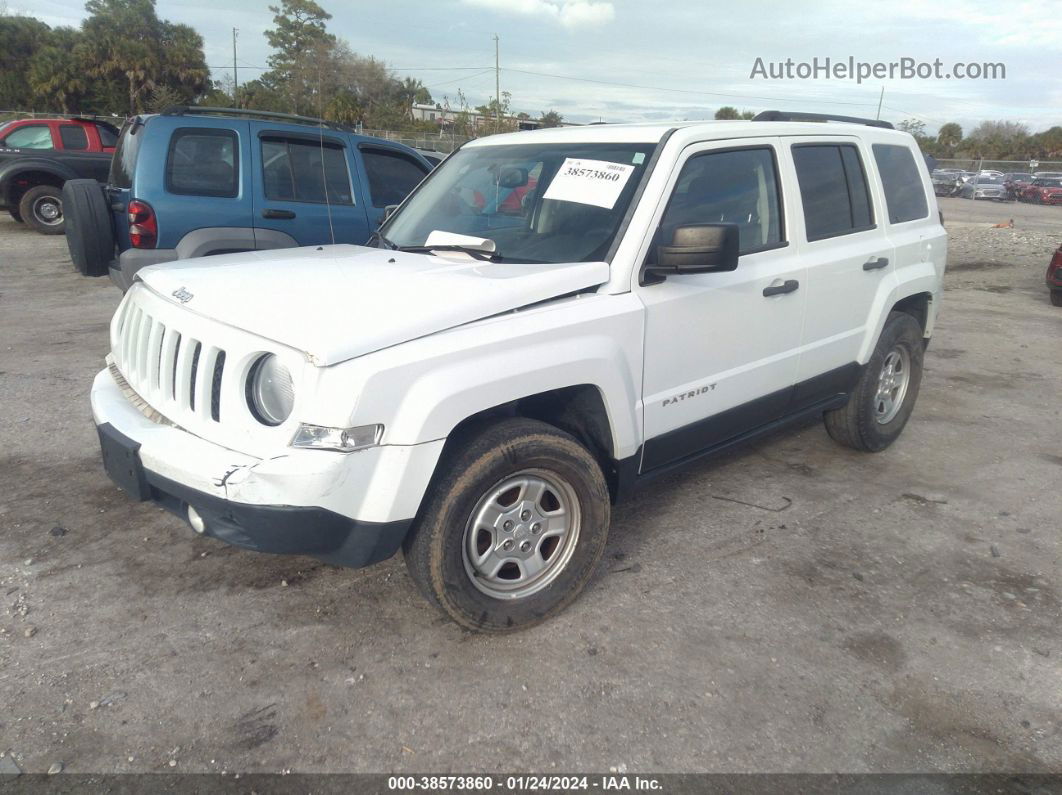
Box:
113;297;228;424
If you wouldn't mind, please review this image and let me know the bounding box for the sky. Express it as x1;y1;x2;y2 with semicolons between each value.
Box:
15;0;1062;134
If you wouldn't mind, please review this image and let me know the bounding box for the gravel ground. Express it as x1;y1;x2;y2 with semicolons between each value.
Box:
0;203;1060;776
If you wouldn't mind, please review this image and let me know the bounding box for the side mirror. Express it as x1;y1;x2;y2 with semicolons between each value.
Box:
383;204;399;222
647;223;740;278
498;167;529;189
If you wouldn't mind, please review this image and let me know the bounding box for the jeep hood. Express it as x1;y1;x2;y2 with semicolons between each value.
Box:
137;244;610;365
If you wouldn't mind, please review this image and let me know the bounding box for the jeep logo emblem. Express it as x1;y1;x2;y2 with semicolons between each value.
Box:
172;287;194;304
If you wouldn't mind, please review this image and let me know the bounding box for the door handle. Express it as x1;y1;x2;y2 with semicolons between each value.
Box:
262;208;296;219
863;256;889;271
762;279;799;297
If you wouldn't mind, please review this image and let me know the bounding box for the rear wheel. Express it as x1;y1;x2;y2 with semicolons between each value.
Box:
62;179;114;276
403;418;611;632
1051;290;1062;307
825;312;925;452
19;185;65;234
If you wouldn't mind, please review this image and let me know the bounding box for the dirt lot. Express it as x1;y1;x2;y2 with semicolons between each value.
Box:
1;199;1060;775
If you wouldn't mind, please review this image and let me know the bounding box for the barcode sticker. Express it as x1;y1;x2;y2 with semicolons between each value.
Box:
542;158;636;209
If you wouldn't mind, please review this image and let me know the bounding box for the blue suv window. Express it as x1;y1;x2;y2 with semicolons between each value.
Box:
361;148;429;207
261;137;353;204
166;128;239;198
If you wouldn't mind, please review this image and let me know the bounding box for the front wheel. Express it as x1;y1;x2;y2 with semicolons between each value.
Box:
824;312;925;452
19;185;65;234
403;418;610;632
1051;290;1062;307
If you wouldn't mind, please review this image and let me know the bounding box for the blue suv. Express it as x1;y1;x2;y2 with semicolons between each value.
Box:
63;107;432;289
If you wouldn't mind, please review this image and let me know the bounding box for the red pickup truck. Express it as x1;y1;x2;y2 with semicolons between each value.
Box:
0;117;118;234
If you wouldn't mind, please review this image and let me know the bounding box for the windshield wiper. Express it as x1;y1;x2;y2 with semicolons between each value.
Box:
397;244;503;262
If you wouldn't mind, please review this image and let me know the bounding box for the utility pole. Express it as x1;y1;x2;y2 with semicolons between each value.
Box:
493;33;500;133
232;28;239;108
875;85;884;120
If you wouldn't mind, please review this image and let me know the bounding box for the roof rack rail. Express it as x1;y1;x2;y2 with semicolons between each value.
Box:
752;110;894;130
160;106;353;132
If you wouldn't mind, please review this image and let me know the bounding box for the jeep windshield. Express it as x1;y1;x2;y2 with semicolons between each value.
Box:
380;141;657;264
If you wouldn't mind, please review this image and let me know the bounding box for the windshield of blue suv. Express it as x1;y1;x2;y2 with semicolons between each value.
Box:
380;142;658;264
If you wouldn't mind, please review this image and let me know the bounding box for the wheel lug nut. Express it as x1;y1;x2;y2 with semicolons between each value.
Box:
503;520;514;531
520;510;532;521
520;541;532;553
502;539;514;551
531;523;541;534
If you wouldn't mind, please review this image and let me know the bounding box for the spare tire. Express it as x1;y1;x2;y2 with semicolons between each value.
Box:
63;179;114;277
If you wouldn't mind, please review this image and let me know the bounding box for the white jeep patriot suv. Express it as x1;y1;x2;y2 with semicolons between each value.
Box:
91;111;945;632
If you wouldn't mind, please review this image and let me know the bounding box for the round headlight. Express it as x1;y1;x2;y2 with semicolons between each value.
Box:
247;354;294;426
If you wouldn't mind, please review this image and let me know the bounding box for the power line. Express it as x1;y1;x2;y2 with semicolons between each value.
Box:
496;67;880;107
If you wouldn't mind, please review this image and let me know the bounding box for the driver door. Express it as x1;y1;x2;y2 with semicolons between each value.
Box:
636;139;807;472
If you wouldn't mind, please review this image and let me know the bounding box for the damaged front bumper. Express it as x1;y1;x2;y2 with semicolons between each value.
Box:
89;368;440;568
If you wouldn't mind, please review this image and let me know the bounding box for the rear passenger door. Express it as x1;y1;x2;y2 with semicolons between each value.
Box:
251;132;369;247
789;138;894;400
356;145;431;228
56;123;110;182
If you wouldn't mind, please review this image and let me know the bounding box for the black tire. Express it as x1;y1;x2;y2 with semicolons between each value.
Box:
403;417;611;633
824;312;925;452
8;208;23;223
18;184;65;235
62;179;114;276
1051;290;1062;307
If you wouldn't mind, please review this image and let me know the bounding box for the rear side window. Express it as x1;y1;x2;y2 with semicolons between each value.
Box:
659;147;784;254
3;124;53;150
361;148;429;207
96;124;118;148
59;125;88;150
165;128;239;198
792;144;874;241
873;143;929;224
261;137;353;204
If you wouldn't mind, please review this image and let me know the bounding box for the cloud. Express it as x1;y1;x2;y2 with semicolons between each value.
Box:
463;0;615;29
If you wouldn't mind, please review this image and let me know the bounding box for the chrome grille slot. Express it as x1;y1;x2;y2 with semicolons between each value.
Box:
210;351;226;422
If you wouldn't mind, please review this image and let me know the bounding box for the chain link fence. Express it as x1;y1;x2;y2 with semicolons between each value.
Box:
359;129;473;154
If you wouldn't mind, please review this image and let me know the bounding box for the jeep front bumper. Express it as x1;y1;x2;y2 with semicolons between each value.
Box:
90;368;444;568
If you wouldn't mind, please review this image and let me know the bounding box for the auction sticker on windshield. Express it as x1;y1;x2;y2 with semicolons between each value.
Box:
543;158;636;209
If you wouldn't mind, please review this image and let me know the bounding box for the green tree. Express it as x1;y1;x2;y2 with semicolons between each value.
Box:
715;106;740;120
0;16;51;109
80;0;207;114
27;27;88;113
897;118;927;138
963;120;1030;159
262;0;335;114
538;109;563;128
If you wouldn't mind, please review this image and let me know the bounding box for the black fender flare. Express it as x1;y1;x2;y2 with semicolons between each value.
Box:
0;159;79;205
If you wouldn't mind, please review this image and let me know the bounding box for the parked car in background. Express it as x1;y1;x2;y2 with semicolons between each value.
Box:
1033;171;1062;180
958;174;1006;201
63;107;432;289
1018;177;1062;204
931;169;962;197
1047;244;1062;306
1003;172;1034;200
0;117;118;234
90;111;945;631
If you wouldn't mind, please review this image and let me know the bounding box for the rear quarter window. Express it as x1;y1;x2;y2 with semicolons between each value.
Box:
109;121;143;188
165;127;239;198
872;143;929;224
